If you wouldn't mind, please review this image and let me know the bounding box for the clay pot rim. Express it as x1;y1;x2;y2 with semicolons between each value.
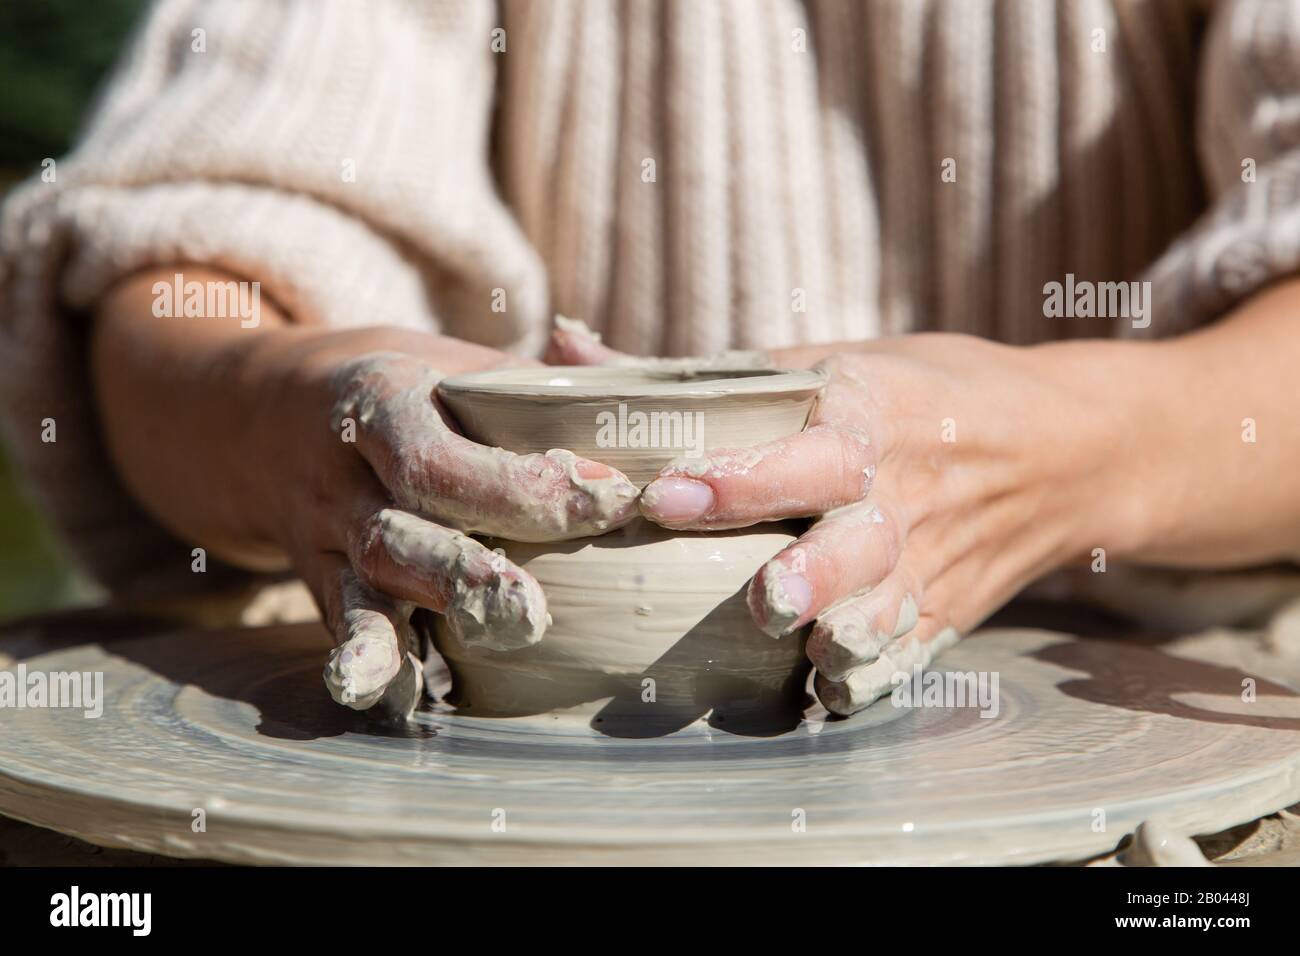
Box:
439;365;827;403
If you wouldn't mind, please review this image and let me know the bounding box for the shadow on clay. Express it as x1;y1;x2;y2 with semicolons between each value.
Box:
588;586;811;739
436;586;812;739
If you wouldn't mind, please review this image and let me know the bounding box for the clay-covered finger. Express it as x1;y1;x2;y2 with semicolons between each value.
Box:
317;558;413;712
639;424;875;530
348;507;548;651
422;434;640;540
746;500;904;638
805;569;924;682
332;353;639;540
544;316;772;372
545;315;628;365
814;621;961;716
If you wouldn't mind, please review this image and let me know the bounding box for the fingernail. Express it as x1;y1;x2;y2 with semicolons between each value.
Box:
555;453;639;530
753;568;813;638
640;477;715;523
324;635;397;710
574;458;616;480
893;594;920;638
808;620;873;682
814;672;854;716
775;572;813;621
451;574;548;651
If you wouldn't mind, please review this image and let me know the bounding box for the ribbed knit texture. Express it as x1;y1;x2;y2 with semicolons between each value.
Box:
1;0;1298;594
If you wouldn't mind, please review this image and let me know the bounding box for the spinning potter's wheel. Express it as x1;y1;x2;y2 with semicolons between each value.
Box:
2;623;1300;865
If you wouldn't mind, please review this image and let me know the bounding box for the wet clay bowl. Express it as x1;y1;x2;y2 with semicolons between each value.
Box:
437;365;826;485
433;366;826;732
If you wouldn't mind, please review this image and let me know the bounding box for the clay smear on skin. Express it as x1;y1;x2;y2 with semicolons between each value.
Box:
430;443;640;540
556;315;773;371
751;504;889;638
325;510;551;710
323;576;410;710
375;509;549;651
645;444;807;526
808;593;920;682
817;628;960;716
752;564;807;639
646;424;874;528
331;354;639;541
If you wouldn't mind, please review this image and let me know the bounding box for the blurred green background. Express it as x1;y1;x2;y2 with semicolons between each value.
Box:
0;0;146;620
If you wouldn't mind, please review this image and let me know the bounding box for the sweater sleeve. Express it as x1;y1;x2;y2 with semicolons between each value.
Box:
1137;0;1300;336
0;0;545;598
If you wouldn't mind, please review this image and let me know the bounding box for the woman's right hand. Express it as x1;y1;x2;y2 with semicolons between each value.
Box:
93;271;639;718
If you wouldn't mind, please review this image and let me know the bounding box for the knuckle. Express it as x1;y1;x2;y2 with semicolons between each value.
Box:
330;354;396;419
814;354;846;378
899;569;926;608
868;503;905;556
829;419;873;451
799;423;875;505
502;451;556;498
346;511;391;578
830;425;875;492
388;448;433;503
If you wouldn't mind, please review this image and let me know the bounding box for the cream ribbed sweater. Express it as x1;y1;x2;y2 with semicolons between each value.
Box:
3;0;1300;595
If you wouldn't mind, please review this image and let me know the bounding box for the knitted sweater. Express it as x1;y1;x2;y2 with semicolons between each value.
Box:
3;0;1300;596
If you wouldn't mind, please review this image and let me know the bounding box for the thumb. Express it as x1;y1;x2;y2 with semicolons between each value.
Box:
544;315;631;366
544;315;775;372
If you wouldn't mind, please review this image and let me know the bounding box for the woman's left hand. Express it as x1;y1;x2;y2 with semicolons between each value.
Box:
548;324;1138;715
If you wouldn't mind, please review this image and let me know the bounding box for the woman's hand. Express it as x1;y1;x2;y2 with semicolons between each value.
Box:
264;342;640;715
549;324;1138;715
94;271;639;718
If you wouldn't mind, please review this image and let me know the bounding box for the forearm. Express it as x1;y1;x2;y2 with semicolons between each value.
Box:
1041;279;1300;568
91;266;520;570
92;267;293;568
